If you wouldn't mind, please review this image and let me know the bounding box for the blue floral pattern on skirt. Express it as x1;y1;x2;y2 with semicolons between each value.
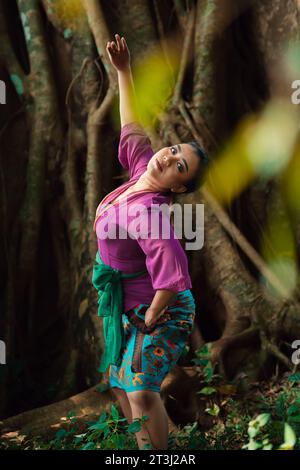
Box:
108;289;196;392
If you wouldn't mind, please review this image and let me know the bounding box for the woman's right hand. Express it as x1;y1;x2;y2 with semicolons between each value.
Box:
106;34;130;72
145;306;168;329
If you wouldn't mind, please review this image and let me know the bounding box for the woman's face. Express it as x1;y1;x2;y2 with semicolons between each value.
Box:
146;144;200;193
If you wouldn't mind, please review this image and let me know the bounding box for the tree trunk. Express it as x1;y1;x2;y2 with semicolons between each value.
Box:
1;0;300;426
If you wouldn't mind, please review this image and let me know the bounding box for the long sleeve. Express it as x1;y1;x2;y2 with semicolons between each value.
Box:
118;122;154;179
132;205;192;292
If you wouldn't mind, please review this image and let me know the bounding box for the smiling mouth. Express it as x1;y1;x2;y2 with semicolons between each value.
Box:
155;158;163;172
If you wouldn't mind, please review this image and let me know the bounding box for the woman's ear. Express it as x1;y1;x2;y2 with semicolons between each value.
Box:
171;185;187;194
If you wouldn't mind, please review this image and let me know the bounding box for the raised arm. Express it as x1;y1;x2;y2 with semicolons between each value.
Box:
106;34;139;127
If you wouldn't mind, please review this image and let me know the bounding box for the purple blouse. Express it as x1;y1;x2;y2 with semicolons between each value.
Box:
94;122;192;313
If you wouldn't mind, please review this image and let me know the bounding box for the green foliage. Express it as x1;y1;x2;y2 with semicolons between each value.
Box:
205;404;220;417
242;413;272;450
242;378;300;451
168;422;207;450
10;74;24;95
198;386;217;396
42;404;152;450
288;372;300;383
20;12;31;44
279;423;297;450
192;343;218;384
243;413;299;451
63;28;72;39
1;377;300;451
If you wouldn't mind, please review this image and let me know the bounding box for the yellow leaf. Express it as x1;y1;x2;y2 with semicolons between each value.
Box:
218;384;237;395
79;299;88;318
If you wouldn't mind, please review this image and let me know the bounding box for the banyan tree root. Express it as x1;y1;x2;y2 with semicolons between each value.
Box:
0;380;181;441
0;385;112;439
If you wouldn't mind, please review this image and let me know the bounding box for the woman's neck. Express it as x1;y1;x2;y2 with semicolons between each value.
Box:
133;173;169;193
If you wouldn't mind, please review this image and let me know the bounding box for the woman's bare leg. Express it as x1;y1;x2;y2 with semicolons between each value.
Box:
111;387;133;424
126;390;169;450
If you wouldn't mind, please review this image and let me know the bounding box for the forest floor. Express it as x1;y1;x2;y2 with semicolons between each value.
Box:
0;372;300;450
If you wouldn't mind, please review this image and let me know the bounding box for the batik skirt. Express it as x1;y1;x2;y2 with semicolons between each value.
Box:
108;289;196;393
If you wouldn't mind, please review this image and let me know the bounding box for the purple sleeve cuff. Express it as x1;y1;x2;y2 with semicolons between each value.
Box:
153;277;192;292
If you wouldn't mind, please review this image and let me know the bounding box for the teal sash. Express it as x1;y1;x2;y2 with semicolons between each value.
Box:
92;251;147;373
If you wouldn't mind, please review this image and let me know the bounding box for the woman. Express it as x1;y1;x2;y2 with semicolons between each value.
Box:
92;34;208;450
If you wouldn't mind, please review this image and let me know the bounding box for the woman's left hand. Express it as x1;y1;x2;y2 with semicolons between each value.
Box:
145;306;167;329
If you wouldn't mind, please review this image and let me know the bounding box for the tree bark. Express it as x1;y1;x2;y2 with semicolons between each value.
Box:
1;0;300;424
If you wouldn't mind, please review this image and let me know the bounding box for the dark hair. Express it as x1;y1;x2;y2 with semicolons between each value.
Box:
184;141;210;193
